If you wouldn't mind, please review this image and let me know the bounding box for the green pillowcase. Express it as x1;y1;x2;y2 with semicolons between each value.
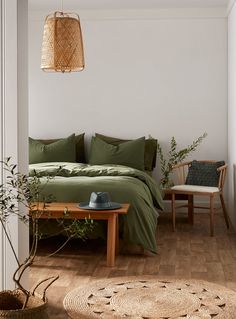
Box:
36;133;85;163
89;136;145;171
185;160;225;187
29;134;76;164
95;133;157;171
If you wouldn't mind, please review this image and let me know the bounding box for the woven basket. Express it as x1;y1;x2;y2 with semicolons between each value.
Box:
0;276;58;319
0;290;48;319
41;11;85;72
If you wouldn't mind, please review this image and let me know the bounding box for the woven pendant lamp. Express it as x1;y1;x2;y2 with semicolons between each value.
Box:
41;11;85;73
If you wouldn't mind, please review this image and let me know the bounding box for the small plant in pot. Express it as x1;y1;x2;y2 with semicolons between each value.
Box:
0;158;94;318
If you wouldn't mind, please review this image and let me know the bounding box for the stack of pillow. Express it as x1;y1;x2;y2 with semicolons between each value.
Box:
29;133;157;172
29;134;85;164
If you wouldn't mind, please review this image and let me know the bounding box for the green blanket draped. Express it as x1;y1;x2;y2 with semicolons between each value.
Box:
29;162;163;253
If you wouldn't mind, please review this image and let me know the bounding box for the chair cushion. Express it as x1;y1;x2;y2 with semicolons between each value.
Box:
171;185;219;193
185;160;225;187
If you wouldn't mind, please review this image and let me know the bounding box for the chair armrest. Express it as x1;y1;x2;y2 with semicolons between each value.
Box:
217;164;228;172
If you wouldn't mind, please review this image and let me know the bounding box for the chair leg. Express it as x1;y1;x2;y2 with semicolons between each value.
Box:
171;192;176;232
188;195;194;225
220;193;230;229
210;195;215;237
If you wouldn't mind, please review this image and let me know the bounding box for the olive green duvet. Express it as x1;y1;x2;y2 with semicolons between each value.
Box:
29;162;163;253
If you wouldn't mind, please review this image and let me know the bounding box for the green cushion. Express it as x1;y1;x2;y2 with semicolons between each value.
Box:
185;160;225;187
29;134;76;164
37;133;85;163
89;136;145;171
95;133;157;171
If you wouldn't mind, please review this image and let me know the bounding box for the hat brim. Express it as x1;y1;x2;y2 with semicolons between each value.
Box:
78;202;122;210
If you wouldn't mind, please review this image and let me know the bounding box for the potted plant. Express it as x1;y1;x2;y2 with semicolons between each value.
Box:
0;158;93;318
157;133;207;189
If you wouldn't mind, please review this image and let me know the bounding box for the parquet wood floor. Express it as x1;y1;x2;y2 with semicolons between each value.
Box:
30;212;236;318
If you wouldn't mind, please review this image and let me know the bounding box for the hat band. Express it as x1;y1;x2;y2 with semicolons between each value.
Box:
89;202;111;208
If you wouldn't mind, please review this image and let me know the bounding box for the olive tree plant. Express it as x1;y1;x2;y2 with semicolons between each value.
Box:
0;158;93;309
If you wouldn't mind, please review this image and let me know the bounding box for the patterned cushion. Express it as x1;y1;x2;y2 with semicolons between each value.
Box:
185;160;225;187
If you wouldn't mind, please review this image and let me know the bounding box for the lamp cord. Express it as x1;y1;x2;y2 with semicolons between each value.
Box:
61;0;64;12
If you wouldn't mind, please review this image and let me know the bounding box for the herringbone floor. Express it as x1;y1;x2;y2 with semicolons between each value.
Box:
30;212;236;318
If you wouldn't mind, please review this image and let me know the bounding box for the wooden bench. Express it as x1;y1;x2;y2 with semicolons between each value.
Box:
31;202;130;267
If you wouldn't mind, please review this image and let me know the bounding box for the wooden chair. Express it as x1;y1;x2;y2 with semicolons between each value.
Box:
170;160;229;236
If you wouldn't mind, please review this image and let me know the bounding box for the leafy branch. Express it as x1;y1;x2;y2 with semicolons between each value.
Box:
157;132;207;188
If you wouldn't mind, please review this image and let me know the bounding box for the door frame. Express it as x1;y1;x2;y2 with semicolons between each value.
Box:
0;0;29;290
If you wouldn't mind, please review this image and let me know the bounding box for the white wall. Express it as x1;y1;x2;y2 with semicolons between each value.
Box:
29;11;228;180
228;2;236;228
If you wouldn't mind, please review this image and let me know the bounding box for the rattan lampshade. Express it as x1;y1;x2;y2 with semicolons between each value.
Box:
41;12;85;72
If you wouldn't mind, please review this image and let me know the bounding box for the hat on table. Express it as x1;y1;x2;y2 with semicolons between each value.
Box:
79;192;121;210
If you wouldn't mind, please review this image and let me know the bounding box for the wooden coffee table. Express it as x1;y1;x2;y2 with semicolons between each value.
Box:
31;203;130;267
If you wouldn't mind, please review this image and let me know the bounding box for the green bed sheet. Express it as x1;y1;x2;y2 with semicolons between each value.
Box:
29;162;163;253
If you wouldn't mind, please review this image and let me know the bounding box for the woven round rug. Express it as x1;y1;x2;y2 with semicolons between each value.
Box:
63;276;236;319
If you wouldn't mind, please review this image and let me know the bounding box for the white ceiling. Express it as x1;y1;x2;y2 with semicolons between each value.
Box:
29;0;231;11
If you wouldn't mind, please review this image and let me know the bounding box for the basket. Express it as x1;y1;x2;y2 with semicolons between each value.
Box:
0;290;48;319
0;276;58;319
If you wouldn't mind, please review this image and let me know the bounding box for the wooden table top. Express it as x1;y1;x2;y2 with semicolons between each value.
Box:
30;202;130;219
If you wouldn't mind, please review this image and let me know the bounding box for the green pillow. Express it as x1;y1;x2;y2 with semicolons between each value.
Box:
29;134;76;164
89;136;145;171
185;160;225;187
95;133;157;171
37;133;85;163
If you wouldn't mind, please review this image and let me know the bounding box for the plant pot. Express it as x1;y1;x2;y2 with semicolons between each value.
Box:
0;290;48;319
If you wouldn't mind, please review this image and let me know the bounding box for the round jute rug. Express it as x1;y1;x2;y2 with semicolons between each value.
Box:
63;276;236;319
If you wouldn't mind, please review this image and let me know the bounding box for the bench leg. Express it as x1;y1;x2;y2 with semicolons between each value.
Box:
107;214;116;267
115;215;119;255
